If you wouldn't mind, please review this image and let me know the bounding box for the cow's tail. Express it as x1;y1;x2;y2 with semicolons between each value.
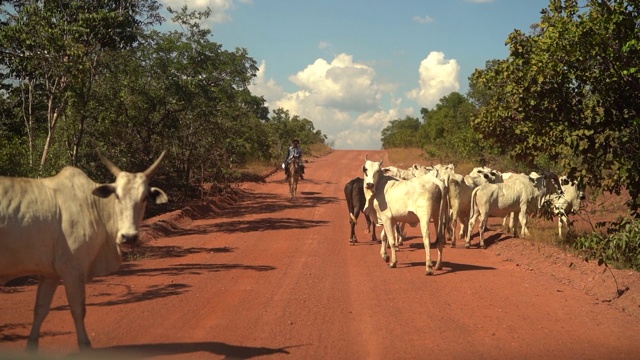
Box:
469;186;480;220
437;183;447;244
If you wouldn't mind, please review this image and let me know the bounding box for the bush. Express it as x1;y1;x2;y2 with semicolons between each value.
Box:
573;216;640;271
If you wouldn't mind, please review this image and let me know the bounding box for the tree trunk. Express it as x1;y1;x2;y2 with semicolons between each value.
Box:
21;80;35;167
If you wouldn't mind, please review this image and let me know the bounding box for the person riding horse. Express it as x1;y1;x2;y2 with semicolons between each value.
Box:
283;139;305;180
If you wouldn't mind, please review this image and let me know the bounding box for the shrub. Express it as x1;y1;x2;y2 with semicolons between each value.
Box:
573;216;640;271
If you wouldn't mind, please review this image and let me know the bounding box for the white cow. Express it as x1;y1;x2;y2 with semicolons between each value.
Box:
501;172;563;234
363;156;446;275
447;170;497;247
382;165;414;180
466;172;561;249
547;175;586;238
0;151;168;351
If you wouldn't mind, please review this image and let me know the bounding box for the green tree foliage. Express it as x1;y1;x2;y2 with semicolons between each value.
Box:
86;6;270;190
0;0;161;174
267;108;327;160
471;0;640;210
418;92;480;160
381;116;421;148
0;2;328;203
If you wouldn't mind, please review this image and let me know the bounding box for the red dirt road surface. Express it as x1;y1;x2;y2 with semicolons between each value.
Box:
2;150;640;359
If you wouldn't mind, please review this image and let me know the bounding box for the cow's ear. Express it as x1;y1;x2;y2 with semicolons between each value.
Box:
561;177;570;186
150;187;168;204
362;166;366;174
93;184;116;198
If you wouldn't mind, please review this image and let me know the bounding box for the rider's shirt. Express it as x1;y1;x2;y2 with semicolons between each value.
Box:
286;146;303;163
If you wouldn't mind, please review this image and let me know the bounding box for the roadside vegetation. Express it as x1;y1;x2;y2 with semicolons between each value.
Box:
1;1;638;269
378;1;640;272
0;3;328;213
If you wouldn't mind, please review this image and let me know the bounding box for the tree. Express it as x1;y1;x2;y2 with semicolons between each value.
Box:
471;0;640;210
381;116;421;148
0;0;161;173
267;107;327;160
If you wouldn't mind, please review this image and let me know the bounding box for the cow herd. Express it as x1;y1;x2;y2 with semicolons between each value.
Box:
0;151;588;353
347;155;586;275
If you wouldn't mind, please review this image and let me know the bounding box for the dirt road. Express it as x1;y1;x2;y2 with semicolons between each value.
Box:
2;150;640;359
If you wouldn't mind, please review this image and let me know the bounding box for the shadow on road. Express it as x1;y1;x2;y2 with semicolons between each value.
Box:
86;341;307;359
403;261;496;274
201;217;330;234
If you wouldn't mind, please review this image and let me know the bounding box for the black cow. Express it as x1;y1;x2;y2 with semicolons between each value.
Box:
344;177;377;245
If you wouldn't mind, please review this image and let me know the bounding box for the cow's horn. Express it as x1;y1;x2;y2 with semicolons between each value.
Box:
365;154;369;161
144;150;166;178
97;150;122;176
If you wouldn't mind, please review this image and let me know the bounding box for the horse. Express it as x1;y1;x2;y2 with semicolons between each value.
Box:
288;156;301;200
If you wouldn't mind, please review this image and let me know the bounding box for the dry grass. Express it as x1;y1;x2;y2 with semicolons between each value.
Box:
308;143;333;158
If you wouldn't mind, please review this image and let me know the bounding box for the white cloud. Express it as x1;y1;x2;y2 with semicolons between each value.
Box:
288;53;380;113
318;41;332;50
413;15;435;24
161;0;243;23
249;54;417;149
249;60;285;106
407;51;460;109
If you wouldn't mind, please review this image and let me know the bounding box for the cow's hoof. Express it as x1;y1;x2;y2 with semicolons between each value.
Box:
465;243;470;249
382;254;389;262
388;262;397;268
425;268;434;276
451;242;456;248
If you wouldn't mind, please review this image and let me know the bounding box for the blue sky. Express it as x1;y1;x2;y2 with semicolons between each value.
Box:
160;0;552;149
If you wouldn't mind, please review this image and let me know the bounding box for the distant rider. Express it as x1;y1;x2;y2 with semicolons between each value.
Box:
283;138;305;180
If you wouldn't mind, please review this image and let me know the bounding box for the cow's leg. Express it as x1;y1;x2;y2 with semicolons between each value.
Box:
349;212;358;245
365;214;378;242
395;223;405;248
380;227;389;262
27;276;59;351
518;211;529;237
558;214;567;238
420;216;434;275
435;217;445;271
479;213;488;249
382;221;397;268
63;274;92;350
349;221;357;244
466;211;479;249
449;212;458;247
434;209;445;271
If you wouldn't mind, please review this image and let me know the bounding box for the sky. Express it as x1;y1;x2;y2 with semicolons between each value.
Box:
159;0;552;150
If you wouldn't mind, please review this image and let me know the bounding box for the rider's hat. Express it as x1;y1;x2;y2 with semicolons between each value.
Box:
292;138;300;144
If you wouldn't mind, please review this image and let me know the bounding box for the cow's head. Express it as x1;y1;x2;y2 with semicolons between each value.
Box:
560;176;586;200
362;154;383;192
92;151;168;245
471;166;499;183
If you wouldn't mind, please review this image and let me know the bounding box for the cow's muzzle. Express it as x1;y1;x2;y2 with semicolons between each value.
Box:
365;182;374;190
120;233;139;245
